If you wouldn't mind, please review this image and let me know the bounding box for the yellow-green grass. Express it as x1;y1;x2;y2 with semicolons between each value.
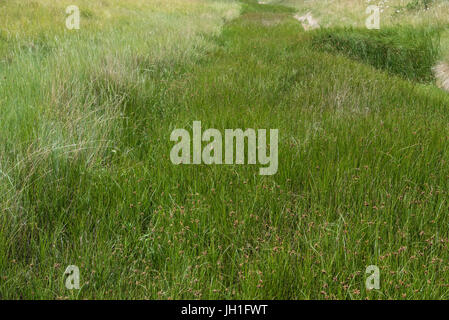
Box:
0;0;240;299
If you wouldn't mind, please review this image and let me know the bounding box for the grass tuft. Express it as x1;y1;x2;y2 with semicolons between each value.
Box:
309;26;441;82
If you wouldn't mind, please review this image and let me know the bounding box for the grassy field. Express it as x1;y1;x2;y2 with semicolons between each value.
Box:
2;0;449;300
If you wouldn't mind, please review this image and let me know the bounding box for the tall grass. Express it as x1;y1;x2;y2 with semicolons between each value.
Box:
310;26;441;82
2;0;449;300
0;0;240;299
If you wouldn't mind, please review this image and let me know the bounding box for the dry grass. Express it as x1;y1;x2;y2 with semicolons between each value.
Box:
273;0;449;27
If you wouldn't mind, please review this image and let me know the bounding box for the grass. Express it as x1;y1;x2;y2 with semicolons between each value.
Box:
309;26;441;82
2;0;449;300
276;0;449;62
274;0;449;27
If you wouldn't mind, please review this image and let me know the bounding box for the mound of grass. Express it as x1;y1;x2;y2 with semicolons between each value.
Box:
310;26;441;82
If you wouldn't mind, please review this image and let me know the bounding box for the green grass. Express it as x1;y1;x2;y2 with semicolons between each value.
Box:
309;26;441;82
241;0;295;13
2;0;449;300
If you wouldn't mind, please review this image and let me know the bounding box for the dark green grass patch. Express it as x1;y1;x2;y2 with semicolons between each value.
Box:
309;26;441;83
241;0;296;14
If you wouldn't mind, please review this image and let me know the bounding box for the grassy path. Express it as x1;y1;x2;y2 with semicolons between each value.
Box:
2;0;449;299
